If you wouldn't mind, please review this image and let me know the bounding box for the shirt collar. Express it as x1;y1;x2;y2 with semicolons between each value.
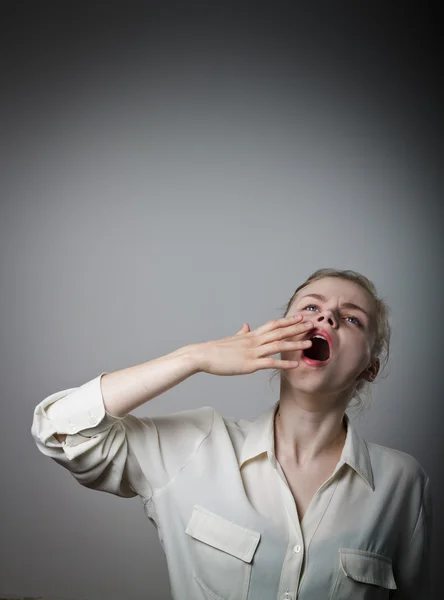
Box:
238;401;374;491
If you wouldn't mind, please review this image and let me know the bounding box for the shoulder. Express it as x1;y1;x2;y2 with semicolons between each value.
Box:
157;404;215;430
137;405;252;442
219;411;256;435
209;408;258;449
126;405;215;440
366;439;429;487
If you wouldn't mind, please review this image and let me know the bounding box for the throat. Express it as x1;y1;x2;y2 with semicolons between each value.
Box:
304;336;330;361
275;412;347;465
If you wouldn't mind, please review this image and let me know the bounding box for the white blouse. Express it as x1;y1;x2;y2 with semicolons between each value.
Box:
31;372;433;600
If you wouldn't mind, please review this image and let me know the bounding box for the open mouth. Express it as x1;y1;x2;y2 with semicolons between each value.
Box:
303;334;331;362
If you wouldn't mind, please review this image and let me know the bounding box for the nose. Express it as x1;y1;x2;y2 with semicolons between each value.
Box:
316;309;338;328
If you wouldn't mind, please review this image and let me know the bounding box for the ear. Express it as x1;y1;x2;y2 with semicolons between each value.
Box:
358;357;380;383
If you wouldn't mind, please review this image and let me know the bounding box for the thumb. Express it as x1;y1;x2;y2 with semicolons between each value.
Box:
235;322;250;335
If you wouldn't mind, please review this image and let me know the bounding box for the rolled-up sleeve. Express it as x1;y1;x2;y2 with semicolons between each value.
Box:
31;373;214;501
390;475;434;599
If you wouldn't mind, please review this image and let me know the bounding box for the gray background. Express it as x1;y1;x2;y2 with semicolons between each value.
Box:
1;2;442;599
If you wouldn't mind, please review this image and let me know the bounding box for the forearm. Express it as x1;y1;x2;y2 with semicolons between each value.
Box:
100;345;202;418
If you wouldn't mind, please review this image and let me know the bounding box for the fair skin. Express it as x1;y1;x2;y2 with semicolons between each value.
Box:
273;277;380;520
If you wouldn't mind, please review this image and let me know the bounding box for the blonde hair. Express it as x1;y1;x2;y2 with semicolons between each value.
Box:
268;268;391;414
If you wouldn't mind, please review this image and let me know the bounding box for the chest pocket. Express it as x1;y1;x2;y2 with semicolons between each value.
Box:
185;504;261;600
330;548;397;600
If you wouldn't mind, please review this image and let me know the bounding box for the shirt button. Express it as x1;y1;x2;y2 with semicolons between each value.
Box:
293;545;301;553
89;417;98;425
69;425;76;433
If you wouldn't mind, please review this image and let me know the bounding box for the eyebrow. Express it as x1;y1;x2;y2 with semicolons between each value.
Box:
298;293;371;321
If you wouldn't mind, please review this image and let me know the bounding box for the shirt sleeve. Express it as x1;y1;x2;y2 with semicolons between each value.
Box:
30;373;214;501
390;475;434;599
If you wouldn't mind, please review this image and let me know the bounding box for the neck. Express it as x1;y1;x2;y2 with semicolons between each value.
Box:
274;401;347;466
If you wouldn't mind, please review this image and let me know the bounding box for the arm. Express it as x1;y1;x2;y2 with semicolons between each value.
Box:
100;345;202;417
30;345;211;499
390;476;433;599
52;345;200;443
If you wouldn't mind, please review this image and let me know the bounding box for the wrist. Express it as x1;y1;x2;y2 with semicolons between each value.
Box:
177;344;205;375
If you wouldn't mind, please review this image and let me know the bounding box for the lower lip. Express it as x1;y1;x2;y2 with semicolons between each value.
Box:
301;354;330;367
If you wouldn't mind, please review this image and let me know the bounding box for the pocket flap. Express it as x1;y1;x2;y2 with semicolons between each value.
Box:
185;505;261;563
339;548;397;590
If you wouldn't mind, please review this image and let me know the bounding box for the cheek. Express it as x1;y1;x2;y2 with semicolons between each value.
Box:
343;339;370;366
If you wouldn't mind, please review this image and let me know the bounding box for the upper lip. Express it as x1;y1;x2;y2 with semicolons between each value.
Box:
305;328;334;357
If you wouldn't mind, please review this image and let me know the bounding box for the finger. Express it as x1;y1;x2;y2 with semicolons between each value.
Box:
254;314;303;336
283;320;314;339
260;319;313;345
255;338;312;358
235;323;250;335
256;357;299;370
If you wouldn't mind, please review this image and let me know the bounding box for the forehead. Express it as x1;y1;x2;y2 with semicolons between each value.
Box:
295;277;373;311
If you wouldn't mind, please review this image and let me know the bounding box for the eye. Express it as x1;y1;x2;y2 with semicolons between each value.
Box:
303;305;361;327
345;316;361;326
304;304;318;311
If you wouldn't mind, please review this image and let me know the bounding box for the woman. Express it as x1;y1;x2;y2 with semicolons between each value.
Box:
31;268;432;599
